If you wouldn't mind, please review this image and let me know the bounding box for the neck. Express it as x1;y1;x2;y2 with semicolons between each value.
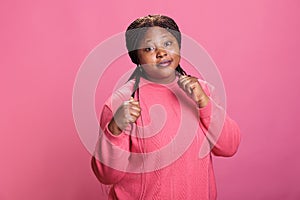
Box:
143;73;177;84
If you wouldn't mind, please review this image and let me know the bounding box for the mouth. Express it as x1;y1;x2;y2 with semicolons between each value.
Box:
157;59;172;68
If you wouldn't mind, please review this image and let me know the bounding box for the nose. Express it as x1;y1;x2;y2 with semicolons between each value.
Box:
156;48;167;58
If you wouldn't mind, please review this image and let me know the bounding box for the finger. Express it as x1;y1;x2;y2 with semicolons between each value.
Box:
129;97;139;104
123;100;131;106
186;79;201;95
123;100;139;112
130;105;141;112
128;97;139;104
190;82;197;92
178;75;196;81
129;110;140;119
129;100;140;106
178;75;196;86
178;77;189;90
178;75;189;85
180;78;194;93
188;83;199;96
186;82;194;95
130;104;141;112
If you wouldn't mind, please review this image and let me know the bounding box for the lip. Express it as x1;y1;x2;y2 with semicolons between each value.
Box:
157;59;172;68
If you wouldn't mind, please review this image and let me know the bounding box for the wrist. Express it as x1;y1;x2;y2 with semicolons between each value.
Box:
196;95;210;108
108;119;122;136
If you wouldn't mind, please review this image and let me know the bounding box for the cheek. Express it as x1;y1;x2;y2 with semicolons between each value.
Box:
171;51;181;62
138;54;156;64
169;48;180;57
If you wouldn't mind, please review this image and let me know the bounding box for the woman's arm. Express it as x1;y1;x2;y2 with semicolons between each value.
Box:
177;75;241;157
91;104;131;185
199;101;241;157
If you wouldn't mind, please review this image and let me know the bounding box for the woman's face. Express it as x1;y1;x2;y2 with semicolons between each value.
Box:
137;26;181;84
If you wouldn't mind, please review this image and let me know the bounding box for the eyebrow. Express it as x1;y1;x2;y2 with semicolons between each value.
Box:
144;35;168;43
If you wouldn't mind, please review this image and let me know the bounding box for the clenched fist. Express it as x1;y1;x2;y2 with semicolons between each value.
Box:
108;97;141;135
177;75;210;108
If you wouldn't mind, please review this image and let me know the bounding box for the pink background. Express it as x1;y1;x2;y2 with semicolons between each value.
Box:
1;0;300;199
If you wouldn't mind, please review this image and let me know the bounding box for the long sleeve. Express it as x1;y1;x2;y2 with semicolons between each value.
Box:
199;100;241;157
91;104;131;185
197;80;241;157
91;77;238;199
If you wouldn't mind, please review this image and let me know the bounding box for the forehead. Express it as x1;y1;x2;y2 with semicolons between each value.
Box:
140;26;176;43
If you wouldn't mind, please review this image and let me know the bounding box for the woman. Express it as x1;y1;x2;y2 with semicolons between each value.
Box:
92;15;241;199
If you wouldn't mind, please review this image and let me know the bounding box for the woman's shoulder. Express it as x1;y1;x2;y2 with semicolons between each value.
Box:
105;79;135;108
113;79;135;98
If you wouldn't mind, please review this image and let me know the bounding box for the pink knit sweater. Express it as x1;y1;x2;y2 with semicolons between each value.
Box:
92;77;241;200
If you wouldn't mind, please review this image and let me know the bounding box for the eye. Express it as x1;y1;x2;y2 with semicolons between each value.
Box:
164;41;172;47
144;47;155;52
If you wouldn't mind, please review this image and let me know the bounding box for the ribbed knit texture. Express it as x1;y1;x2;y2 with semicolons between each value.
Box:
92;77;241;200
